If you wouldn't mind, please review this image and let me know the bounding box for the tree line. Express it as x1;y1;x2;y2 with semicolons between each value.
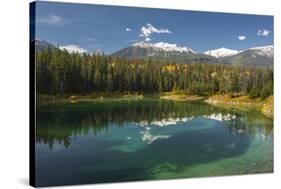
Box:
36;48;273;98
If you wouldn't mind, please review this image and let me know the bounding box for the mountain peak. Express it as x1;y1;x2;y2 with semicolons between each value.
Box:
133;42;195;53
204;47;240;58
93;48;104;56
33;38;56;52
248;45;273;58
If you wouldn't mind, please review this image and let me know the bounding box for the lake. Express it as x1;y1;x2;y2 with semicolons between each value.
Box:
35;98;273;187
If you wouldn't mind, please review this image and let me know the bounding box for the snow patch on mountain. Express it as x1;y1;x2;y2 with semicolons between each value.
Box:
133;42;195;53
93;48;104;56
204;47;240;58
249;45;273;58
59;45;87;53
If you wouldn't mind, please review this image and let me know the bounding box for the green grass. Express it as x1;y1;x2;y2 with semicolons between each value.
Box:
160;93;205;101
261;96;273;119
205;95;273;118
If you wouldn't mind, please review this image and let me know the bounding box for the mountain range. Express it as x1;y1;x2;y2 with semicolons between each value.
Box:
203;47;240;58
111;42;220;64
33;39;273;67
220;46;273;67
33;38;56;52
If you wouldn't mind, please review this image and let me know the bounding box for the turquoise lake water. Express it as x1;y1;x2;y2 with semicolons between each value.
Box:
35;99;273;187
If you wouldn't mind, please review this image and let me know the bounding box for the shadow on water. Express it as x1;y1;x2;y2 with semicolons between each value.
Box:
35;99;273;187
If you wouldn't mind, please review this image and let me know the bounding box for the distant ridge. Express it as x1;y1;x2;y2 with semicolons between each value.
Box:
111;41;219;64
204;47;240;58
33;39;273;67
33;38;56;52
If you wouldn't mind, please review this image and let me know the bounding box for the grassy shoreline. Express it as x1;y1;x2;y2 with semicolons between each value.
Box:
37;93;273;119
160;93;205;101
36;93;146;105
205;95;273;119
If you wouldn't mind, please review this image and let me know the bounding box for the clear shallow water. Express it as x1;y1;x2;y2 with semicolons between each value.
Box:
35;99;273;187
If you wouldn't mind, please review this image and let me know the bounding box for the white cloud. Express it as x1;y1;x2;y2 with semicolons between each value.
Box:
238;35;246;41
59;45;87;53
139;23;171;41
125;27;132;32
144;37;151;42
37;14;63;24
257;29;270;37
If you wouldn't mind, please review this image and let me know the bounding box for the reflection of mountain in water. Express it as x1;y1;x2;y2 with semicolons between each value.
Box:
136;113;236;127
36;99;272;149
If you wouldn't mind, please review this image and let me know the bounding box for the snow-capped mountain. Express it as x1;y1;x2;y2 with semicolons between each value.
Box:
248;45;273;58
204;45;273;59
111;41;219;64
204;45;273;67
133;42;195;53
33;38;273;67
204;47;240;58
221;45;274;67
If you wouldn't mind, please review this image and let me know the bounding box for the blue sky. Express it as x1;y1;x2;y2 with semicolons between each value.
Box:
34;1;273;54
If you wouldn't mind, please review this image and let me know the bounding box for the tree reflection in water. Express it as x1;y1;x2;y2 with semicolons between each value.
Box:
36;99;273;150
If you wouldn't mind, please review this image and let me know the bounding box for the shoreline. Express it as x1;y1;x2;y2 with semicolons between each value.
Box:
159;93;205;101
37;93;273;119
204;95;273;119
